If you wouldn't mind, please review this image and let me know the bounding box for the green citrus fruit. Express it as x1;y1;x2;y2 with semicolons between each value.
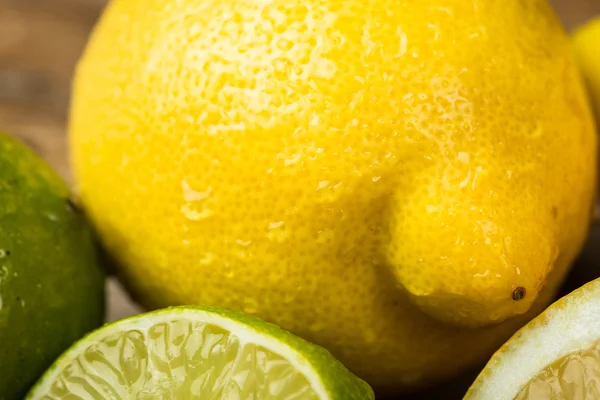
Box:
0;133;105;400
27;306;374;399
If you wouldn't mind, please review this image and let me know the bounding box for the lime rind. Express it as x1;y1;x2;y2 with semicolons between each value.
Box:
27;306;374;400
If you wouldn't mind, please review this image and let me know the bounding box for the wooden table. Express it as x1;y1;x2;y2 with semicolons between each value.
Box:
1;0;599;322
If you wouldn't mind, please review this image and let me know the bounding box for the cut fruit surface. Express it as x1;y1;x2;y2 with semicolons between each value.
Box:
465;278;600;400
27;306;373;400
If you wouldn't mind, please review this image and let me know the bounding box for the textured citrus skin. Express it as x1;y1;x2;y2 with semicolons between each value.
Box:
574;17;600;119
71;0;596;393
0;133;105;400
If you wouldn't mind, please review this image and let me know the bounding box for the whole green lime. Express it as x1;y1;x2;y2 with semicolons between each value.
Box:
0;133;105;400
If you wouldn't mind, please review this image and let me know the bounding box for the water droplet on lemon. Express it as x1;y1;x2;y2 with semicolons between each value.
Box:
267;221;288;242
199;253;215;265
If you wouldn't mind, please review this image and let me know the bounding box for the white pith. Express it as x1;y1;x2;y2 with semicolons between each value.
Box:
465;279;600;399
27;308;330;399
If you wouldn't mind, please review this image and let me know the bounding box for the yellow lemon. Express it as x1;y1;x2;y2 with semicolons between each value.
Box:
70;0;596;393
574;17;600;119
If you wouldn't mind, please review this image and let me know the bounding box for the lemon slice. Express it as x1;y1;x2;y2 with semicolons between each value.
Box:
27;306;373;400
465;278;600;399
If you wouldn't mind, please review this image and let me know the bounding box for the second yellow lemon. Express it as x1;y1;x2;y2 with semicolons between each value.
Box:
574;17;600;119
70;0;596;394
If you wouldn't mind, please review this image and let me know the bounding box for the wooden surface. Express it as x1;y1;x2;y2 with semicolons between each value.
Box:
0;0;599;323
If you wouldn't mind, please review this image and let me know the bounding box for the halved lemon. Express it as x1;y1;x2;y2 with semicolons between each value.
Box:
465;277;600;399
27;306;374;399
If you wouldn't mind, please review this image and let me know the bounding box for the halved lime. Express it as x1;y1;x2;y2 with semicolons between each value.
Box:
27;306;374;399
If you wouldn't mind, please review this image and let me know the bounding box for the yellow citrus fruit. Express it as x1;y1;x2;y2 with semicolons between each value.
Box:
465;277;600;400
574;17;600;119
70;0;596;393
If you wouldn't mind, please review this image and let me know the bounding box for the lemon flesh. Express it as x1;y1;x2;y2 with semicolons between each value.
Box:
71;0;596;391
515;340;600;399
465;278;600;400
27;307;374;400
